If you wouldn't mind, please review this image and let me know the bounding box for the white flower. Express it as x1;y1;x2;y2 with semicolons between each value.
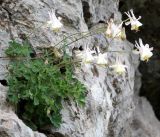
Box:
125;9;142;31
96;53;108;66
106;19;126;40
133;38;153;61
110;58;127;75
47;10;63;31
75;48;95;64
83;51;95;63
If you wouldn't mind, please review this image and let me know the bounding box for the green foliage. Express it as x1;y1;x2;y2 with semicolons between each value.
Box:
5;40;32;57
6;41;86;130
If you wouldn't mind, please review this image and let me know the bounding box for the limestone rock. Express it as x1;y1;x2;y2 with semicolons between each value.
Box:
0;84;46;137
0;0;139;136
0;0;160;137
131;97;160;137
0;110;46;137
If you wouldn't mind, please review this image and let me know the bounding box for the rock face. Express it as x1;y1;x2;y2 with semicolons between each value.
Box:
56;38;137;137
131;97;160;137
120;0;160;121
0;0;160;137
0;84;46;137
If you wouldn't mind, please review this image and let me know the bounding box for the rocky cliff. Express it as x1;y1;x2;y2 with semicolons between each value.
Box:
0;0;160;137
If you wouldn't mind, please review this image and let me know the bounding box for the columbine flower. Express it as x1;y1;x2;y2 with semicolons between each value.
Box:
110;58;127;75
83;51;95;63
125;9;142;31
47;10;63;31
96;53;108;66
106;19;126;40
75;48;95;64
133;38;153;61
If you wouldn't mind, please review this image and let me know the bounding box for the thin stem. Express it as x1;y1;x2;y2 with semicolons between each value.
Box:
53;26;106;47
47;28;104;56
54;59;81;68
0;56;42;60
107;50;131;53
53;31;86;48
26;23;46;38
122;18;130;23
60;31;102;50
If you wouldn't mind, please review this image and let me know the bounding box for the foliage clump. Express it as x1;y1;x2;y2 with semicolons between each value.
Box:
5;41;32;57
6;41;86;130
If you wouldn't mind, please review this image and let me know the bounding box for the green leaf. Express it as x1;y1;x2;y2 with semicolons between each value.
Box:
5;40;32;57
49;112;62;128
33;97;39;105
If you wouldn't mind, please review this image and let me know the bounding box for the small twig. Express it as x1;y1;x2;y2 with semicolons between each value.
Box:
0;56;41;60
26;23;46;38
53;26;106;48
54;60;81;68
108;50;132;53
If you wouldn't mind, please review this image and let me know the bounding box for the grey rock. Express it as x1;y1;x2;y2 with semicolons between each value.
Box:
131;97;160;137
0;84;46;137
0;0;160;137
0;110;46;137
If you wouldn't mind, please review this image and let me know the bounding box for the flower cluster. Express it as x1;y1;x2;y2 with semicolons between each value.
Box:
75;46;128;75
46;9;153;75
75;47;108;66
105;9;143;38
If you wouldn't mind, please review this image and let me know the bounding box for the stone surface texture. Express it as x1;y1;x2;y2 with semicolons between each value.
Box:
120;0;160;122
0;84;46;137
131;97;160;137
0;0;160;137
